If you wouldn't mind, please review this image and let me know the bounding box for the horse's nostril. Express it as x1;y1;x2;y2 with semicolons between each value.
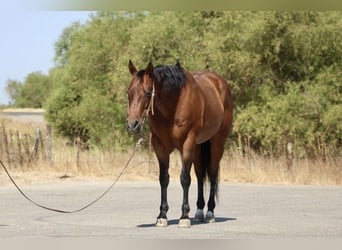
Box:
133;120;139;129
127;120;140;133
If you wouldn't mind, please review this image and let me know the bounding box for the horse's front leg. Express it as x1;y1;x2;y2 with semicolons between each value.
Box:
156;157;170;227
151;134;171;227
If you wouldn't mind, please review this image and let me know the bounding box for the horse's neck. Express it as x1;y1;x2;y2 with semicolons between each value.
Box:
153;92;178;120
151;74;194;122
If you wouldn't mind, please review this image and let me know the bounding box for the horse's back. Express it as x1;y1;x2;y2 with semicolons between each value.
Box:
191;71;232;106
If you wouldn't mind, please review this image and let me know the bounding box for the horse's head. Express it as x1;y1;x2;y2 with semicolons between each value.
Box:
126;60;154;134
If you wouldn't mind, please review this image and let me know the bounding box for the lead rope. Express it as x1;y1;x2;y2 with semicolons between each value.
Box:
0;138;144;214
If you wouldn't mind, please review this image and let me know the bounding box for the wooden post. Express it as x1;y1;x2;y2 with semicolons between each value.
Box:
75;136;81;168
16;130;23;167
9;130;14;166
24;134;31;165
0;124;3;159
32;127;41;160
237;133;243;158
3;126;10;165
46;124;53;166
247;135;251;161
39;128;46;161
286;142;293;171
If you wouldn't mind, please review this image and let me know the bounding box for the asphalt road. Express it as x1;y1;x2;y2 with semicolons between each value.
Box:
0;181;341;239
0;110;45;123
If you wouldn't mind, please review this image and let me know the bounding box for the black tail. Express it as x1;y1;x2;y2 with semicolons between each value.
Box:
201;140;211;182
201;140;219;200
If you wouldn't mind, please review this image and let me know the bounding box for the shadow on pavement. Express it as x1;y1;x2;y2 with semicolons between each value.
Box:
137;217;236;228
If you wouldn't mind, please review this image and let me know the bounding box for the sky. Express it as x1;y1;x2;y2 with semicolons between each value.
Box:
0;11;92;105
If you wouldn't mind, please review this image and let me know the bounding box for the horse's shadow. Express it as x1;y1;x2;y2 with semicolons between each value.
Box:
137;217;236;228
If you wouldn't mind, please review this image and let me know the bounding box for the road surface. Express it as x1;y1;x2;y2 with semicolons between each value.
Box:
0;109;45;123
0;181;341;239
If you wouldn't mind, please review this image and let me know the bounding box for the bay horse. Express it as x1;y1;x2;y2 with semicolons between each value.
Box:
126;60;233;227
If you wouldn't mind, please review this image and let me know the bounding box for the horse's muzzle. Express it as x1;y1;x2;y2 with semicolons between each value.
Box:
126;120;142;134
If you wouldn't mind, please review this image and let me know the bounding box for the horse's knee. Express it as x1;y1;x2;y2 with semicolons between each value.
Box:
159;173;169;187
180;168;191;187
180;161;192;186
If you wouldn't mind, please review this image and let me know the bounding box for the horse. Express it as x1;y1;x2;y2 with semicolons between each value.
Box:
126;60;233;227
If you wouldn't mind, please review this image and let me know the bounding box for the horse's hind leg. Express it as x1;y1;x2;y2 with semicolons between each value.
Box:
179;158;192;227
206;134;227;223
178;137;197;228
193;142;210;222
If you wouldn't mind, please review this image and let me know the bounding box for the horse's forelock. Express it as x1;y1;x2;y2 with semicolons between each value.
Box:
137;69;145;79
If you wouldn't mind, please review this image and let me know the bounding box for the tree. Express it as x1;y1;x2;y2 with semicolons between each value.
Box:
54;22;83;67
5;71;52;108
46;12;143;147
43;11;341;157
5;79;21;105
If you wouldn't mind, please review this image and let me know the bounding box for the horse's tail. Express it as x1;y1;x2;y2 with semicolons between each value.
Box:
201;140;219;198
201;140;211;179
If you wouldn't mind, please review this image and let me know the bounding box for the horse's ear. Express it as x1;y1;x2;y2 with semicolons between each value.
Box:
146;62;154;77
175;60;181;68
128;60;137;75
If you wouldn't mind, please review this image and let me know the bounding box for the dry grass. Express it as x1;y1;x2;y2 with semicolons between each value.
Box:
221;151;342;186
3;149;340;186
0;116;341;186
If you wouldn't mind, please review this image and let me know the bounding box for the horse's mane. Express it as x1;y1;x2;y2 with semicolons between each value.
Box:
137;64;186;93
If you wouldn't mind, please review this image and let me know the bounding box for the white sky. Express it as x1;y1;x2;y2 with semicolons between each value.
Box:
0;11;92;104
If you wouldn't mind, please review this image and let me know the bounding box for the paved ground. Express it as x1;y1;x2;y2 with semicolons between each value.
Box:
0;109;45;123
0;181;341;239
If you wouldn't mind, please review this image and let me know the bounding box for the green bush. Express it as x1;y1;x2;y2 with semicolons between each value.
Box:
8;11;340;157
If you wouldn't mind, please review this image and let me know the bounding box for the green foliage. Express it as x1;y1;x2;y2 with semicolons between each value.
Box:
5;79;21;105
234;12;342;157
45;12;139;147
5;71;52;108
27;11;342;157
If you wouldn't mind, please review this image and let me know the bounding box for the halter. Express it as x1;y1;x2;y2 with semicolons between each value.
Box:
145;83;155;116
139;83;155;136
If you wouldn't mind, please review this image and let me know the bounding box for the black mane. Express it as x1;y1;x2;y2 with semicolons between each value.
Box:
137;64;186;93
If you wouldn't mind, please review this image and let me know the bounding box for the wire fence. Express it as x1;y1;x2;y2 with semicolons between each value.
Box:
0;123;52;168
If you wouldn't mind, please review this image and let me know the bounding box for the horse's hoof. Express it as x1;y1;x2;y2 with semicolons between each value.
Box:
178;218;191;228
206;211;215;223
156;218;168;227
194;209;205;222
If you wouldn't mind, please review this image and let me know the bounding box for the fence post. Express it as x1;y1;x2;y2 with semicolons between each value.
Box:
75;136;81;168
16;130;23;167
39;128;46;161
286;142;293;171
32;127;41;160
2;125;10;164
46;124;53;166
0;124;3;159
24;134;31;164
